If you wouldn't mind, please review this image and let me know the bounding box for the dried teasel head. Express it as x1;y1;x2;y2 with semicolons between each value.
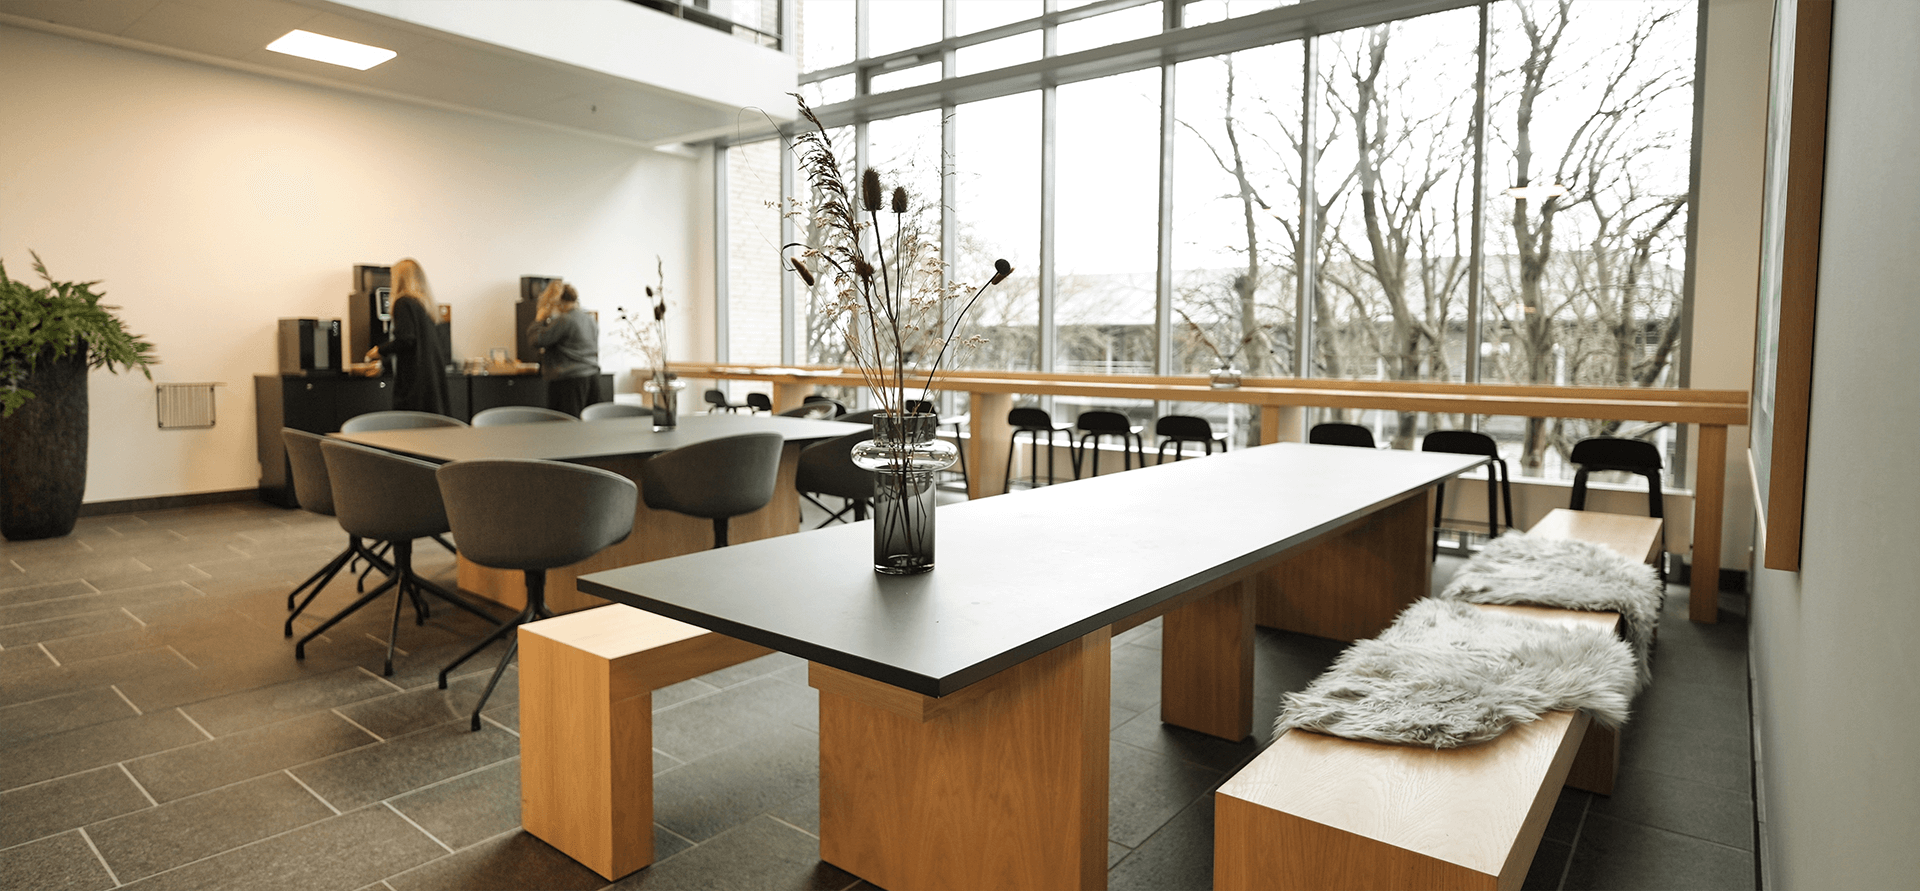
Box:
891;186;908;215
862;169;883;212
852;256;875;283
990;259;1014;285
653;302;667;321
788;256;817;287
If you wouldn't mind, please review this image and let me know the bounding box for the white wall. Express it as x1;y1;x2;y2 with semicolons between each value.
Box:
0;23;712;503
1749;1;1920;887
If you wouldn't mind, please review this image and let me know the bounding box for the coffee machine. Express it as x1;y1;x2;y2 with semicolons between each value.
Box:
350;263;452;366
516;274;563;362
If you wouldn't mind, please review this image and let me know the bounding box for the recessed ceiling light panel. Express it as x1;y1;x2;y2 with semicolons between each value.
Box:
267;30;396;71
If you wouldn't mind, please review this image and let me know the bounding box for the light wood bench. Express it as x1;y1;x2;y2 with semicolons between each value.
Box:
518;605;772;880
1212;510;1663;890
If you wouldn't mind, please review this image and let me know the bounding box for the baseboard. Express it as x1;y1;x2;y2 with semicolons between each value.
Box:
79;488;265;517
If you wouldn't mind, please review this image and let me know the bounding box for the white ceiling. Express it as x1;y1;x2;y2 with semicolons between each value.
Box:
0;0;773;146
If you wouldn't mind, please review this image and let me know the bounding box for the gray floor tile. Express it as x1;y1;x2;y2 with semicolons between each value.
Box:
0;686;140;747
1561;812;1756;890
1108;793;1213;891
384;831;607;891
651;676;815;763
335;669;520;740
0;767;149;850
1108;740;1221;849
0;578;94;608
82;563;212;594
1585;765;1754;851
0;709;206;793
87;773;335;882
2;553;148;582
1524;838;1572;890
290;720;520;811
1110;704;1267;774
1619;715;1754;795
655;722;819;843
0;644;56;676
183;667;402;737
125;711;378;803
113;805;443;891
0;582;200;629
1543;789;1592;846
652;677;720;711
1109;642;1163;716
0;830;116;891
0;648;195;709
387;760;521;851
0;610;144;648
607;815;857;891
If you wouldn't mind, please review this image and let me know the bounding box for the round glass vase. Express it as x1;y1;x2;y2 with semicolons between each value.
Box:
1209;365;1243;389
642;374;685;431
851;412;959;575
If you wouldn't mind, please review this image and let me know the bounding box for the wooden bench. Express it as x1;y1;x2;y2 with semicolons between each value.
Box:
1212;510;1663;890
518;605;772;880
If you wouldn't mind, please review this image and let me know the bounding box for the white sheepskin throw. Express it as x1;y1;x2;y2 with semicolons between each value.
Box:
1437;531;1663;690
1274;599;1637;748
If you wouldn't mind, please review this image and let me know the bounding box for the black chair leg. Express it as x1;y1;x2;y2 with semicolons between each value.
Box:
285;545;355;636
1485;465;1500;539
295;573;398;663
463;569;553;732
386;573;409;677
1496;460;1514;534
713;517;730;548
1003;431;1020;493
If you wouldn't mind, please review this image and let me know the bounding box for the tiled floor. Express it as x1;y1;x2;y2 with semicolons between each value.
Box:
0;499;1758;890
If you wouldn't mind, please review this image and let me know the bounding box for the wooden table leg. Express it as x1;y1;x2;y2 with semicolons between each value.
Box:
1161;579;1254;741
772;382;816;412
1258;404;1302;445
1255;490;1434;641
811;629;1110;891
1690;424;1726;623
968;391;1013;499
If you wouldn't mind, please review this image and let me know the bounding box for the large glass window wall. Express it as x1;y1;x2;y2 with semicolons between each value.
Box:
719;0;1699;481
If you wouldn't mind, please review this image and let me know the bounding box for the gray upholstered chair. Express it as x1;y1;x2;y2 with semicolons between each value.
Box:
340;410;465;558
280;429;390;636
1309;422;1376;448
296;440;497;675
796;429;874;527
436;458;637;731
640;432;784;548
581;401;648;420
472;405;578;426
778;402;836;419
341;411;468;433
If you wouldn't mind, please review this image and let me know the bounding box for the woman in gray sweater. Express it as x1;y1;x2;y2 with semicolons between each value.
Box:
527;281;602;416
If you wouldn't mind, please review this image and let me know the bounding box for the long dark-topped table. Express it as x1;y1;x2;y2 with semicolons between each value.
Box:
579;443;1486;890
334;413;866;613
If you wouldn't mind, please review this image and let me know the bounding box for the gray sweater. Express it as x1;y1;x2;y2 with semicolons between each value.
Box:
528;307;600;381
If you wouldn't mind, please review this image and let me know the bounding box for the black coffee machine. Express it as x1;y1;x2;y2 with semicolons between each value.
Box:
350;264;451;365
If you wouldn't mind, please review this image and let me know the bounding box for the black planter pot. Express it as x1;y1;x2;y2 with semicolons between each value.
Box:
1;347;89;540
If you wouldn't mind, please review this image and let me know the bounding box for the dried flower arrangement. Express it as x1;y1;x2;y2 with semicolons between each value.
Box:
781;97;1012;416
614;257;672;380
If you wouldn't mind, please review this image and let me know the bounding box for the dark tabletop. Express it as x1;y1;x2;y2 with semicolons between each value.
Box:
331;413;870;464
579;443;1487;697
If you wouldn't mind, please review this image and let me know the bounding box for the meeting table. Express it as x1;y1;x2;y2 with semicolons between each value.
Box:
331;412;868;613
578;442;1487;890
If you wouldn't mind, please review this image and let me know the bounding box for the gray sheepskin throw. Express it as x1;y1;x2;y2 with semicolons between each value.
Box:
1437;531;1663;690
1274;599;1636;748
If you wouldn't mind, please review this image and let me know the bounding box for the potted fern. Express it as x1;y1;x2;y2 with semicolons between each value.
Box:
1;254;158;540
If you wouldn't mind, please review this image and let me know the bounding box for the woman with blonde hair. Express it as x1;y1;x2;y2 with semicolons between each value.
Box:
365;257;451;415
527;280;602;416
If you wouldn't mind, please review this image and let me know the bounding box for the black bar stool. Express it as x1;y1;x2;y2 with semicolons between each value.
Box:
1003;407;1072;492
1309;422;1376;448
705;389;749;413
436;458;637;731
746;393;773;414
905;399;968;493
1422;430;1513;548
1154;415;1228;463
1074;410;1145;478
1570;436;1669;581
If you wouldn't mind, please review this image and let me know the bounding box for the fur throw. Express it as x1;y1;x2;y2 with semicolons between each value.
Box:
1274;599;1637;748
1437;532;1663;690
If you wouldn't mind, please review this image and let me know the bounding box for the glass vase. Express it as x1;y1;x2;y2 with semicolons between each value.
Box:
643;374;684;431
851;412;959;575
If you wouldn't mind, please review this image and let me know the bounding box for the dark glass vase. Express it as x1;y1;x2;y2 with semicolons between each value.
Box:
851;412;958;575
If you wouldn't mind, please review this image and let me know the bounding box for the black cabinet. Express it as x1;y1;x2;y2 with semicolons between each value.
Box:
255;375;393;507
